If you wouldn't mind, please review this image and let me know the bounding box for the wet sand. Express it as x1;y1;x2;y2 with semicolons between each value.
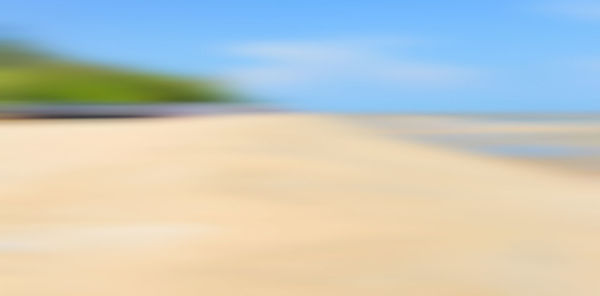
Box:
2;114;600;295
348;114;600;174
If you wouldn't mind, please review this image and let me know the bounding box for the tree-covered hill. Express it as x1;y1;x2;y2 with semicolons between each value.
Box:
0;42;235;104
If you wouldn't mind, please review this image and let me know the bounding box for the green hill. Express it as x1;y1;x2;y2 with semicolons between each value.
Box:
0;42;235;104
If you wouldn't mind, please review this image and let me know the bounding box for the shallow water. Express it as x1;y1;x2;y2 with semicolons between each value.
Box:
349;114;600;173
422;141;596;158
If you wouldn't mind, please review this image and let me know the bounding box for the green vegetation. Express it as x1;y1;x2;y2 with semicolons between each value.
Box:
0;42;235;104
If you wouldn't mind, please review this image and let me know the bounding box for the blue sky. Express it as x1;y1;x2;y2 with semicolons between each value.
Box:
2;0;600;112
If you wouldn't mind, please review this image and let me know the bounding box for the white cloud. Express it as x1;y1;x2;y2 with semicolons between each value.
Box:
220;38;479;94
543;2;600;20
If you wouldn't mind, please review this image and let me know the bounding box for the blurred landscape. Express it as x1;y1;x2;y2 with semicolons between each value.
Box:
0;40;243;118
0;41;233;104
3;114;600;296
2;0;600;295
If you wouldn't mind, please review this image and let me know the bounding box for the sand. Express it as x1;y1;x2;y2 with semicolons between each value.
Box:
1;114;600;295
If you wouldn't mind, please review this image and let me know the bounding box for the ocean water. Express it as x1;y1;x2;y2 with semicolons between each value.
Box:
349;114;600;173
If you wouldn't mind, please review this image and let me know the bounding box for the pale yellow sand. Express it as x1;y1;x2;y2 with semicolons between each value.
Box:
1;115;600;296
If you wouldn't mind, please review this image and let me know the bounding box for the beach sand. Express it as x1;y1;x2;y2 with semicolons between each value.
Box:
1;114;600;295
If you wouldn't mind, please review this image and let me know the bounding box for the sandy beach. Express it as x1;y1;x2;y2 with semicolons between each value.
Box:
2;114;600;295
